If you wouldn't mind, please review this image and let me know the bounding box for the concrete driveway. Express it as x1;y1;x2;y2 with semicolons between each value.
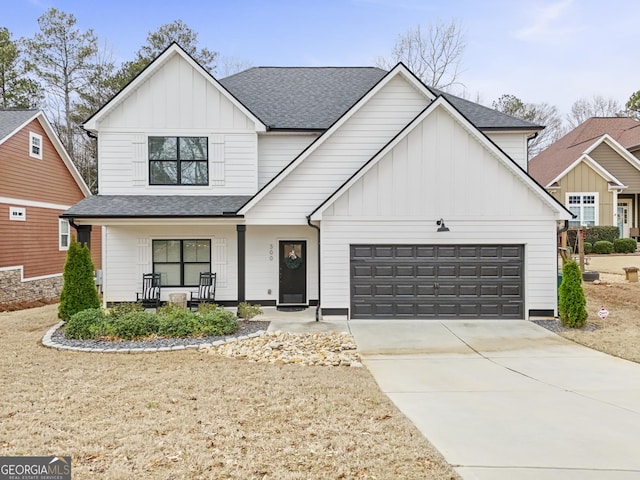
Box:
349;320;640;480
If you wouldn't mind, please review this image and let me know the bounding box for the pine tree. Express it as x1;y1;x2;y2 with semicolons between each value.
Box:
558;261;588;328
58;238;100;321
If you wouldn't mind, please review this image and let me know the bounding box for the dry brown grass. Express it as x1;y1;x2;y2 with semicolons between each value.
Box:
0;305;459;480
559;275;640;363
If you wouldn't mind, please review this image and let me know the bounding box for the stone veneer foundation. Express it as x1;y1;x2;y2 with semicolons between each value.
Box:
0;269;63;305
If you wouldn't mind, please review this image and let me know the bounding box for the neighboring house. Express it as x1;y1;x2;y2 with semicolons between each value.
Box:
0;110;101;305
529;117;640;238
62;43;571;319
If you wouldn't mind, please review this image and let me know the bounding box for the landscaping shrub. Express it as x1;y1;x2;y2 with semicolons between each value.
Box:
65;308;108;339
63;303;239;340
558;261;587;328
199;306;239;336
583;242;592;254
614;238;637;254
157;304;199;337
110;310;157;339
109;301;144;317
593;240;614;254
567;226;619;249
58;239;101;321
237;302;263;320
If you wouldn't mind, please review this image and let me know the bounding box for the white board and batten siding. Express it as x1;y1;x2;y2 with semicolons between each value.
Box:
96;53;260;195
101;225;236;304
245;75;431;224
245;225;318;303
318;105;562;315
257;134;319;189
484;131;532;170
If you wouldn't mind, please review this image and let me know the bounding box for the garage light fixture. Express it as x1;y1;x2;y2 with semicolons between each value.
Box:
436;218;450;232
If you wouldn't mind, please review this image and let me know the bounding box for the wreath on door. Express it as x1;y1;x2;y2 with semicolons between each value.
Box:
284;248;303;269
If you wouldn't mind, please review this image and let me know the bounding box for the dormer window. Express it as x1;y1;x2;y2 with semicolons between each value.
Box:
149;136;208;185
29;132;43;159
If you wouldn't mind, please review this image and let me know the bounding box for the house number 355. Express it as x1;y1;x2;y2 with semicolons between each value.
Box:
269;244;274;261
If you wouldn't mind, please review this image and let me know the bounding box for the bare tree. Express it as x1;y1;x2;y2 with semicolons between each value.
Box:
493;94;565;158
215;55;254;78
377;20;465;90
567;95;622;128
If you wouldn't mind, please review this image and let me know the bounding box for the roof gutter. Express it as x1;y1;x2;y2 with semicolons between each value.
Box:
306;215;321;321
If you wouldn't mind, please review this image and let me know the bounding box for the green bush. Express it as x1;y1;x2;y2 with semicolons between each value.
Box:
110;311;157;339
567;226;619;249
583;242;592;254
237;302;263;320
58;238;101;321
109;302;144;318
558;261;588;328
63;303;239;340
199;306;239;336
157;304;199;337
65;308;108;339
614;238;637;254
593;240;614;254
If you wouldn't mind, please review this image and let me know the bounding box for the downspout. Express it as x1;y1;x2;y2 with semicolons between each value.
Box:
306;216;321;321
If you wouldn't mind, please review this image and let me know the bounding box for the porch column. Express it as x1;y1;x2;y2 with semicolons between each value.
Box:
237;225;246;303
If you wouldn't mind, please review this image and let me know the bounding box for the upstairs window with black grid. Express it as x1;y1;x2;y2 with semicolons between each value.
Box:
149;137;208;185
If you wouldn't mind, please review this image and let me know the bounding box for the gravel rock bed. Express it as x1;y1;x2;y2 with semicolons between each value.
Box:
532;319;598;333
204;330;362;367
50;320;270;350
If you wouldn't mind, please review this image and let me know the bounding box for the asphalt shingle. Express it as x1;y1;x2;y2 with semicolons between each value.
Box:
0;110;39;141
220;67;540;131
61;195;252;218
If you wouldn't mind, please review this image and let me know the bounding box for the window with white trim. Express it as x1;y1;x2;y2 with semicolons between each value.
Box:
59;219;70;250
29;132;43;159
567;193;597;227
9;207;26;221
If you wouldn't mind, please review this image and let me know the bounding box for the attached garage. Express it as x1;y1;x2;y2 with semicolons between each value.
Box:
350;244;524;319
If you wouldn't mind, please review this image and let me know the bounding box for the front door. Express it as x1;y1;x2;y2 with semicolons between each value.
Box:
279;240;307;304
618;201;630;238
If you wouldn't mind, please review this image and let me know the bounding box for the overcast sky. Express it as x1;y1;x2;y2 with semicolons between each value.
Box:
7;0;640;118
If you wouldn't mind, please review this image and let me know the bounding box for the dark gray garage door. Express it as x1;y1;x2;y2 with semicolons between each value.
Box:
350;245;524;319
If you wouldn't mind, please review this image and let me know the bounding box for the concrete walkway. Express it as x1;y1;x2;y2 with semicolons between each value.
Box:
349;320;640;480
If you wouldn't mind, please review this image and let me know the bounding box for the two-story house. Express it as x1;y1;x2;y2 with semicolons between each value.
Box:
0;109;101;306
529;117;640;238
62;43;571;319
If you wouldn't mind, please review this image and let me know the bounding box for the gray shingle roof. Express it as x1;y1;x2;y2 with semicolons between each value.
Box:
220;67;540;131
61;195;252;218
220;67;387;130
432;90;542;130
0;110;39;141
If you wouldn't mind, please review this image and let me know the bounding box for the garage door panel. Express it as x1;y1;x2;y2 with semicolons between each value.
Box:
396;284;416;296
416;265;436;277
373;265;394;277
352;265;373;278
396;265;415;277
350;244;523;319
374;285;393;296
437;265;457;277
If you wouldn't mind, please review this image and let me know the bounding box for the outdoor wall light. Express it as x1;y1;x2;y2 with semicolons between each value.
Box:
436;218;450;232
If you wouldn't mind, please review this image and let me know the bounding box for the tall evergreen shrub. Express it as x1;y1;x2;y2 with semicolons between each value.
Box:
58;239;100;321
558;261;588;328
